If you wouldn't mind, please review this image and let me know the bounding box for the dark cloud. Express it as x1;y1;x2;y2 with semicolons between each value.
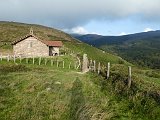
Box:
0;0;160;28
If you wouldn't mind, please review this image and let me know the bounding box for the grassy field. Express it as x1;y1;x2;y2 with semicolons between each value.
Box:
0;21;160;120
0;60;160;120
0;21;74;44
0;63;112;120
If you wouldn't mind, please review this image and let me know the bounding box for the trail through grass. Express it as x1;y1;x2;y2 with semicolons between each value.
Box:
0;64;111;120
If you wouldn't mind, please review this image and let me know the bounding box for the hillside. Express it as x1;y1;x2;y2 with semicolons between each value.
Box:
0;21;123;64
73;32;160;69
0;21;78;50
0;21;160;120
0;58;160;120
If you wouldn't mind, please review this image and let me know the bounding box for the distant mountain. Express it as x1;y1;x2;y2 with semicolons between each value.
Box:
73;30;160;46
72;34;103;42
72;31;160;69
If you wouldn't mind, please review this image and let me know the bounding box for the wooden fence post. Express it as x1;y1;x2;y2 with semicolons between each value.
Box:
89;59;93;70
45;58;47;65
13;55;16;63
57;60;59;67
7;54;10;62
82;54;89;73
51;59;53;66
0;54;2;61
107;62;110;79
93;60;96;72
20;56;22;63
98;62;101;74
128;66;132;88
39;57;41;65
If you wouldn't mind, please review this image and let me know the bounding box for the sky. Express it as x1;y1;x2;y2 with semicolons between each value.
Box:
0;0;160;36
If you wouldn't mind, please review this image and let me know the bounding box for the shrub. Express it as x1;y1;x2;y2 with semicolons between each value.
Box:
145;71;160;78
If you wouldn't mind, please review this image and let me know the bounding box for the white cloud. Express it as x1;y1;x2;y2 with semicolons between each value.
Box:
143;28;153;32
119;32;127;36
118;32;131;36
0;0;160;29
71;26;89;34
63;26;100;35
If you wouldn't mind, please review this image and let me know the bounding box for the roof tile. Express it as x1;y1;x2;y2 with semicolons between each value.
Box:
12;34;63;47
42;40;63;47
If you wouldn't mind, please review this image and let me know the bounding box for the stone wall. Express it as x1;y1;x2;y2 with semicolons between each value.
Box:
13;37;49;57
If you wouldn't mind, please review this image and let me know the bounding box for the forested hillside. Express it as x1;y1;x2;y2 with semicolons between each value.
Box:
73;32;160;69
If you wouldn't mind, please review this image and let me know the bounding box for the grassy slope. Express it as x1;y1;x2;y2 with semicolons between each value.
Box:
0;21;126;65
0;62;160;120
0;63;111;120
64;41;124;64
0;21;76;52
0;21;160;120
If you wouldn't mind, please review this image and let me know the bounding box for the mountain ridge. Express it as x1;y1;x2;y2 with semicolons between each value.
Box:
72;31;160;69
72;30;160;45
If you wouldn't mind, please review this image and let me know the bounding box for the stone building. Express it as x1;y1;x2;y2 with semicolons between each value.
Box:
12;29;63;57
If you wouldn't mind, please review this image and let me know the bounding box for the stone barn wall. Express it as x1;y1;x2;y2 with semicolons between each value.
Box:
13;37;49;57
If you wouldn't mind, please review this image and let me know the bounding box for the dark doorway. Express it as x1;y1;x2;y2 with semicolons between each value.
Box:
49;46;53;56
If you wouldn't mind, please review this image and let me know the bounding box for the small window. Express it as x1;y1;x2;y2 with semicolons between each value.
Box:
28;42;32;48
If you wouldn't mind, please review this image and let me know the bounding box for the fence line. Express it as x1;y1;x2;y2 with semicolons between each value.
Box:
0;54;81;71
0;53;132;88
